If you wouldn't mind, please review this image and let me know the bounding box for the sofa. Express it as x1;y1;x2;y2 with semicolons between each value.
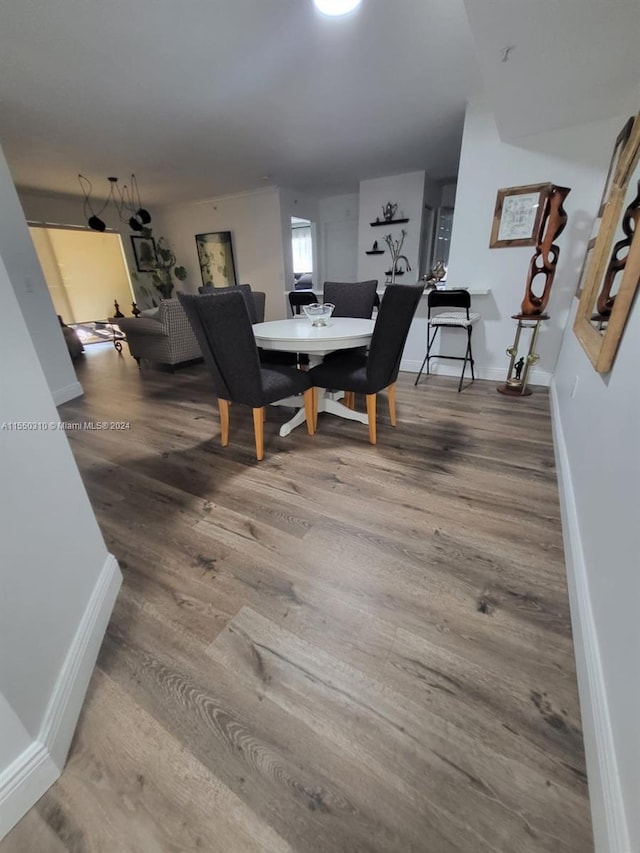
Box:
115;299;202;367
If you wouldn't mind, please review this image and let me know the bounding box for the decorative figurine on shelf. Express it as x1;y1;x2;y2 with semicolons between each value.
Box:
520;184;571;315
382;202;398;222
131;302;141;317
514;357;525;380
113;300;125;318
431;260;447;283
372;240;378;250
422;260;447;289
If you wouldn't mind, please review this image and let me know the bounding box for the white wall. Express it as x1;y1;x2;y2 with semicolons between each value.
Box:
552;297;639;853
19;188;91;230
316;193;359;289
0;245;121;836
357;171;425;286
446;97;624;384
152;188;287;321
0;164;82;405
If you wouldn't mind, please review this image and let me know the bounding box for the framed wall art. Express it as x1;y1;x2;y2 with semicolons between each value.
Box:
195;231;238;289
131;235;157;272
490;183;551;248
574;110;640;372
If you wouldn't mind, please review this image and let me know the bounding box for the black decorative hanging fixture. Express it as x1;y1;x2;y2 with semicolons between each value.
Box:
78;173;152;233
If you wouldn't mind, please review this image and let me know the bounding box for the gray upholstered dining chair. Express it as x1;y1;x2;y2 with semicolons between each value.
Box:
200;283;295;366
309;283;424;444
178;291;315;460
323;280;378;319
198;283;265;322
288;290;317;316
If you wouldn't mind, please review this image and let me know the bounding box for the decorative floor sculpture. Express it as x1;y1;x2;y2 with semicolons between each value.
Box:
498;184;571;396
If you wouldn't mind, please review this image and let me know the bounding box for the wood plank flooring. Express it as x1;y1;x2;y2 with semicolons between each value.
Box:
1;345;593;852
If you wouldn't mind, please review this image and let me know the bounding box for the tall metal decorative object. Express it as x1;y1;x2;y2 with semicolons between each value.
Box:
498;183;571;397
497;313;549;396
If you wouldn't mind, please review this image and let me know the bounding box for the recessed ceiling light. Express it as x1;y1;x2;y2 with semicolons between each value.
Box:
313;0;362;17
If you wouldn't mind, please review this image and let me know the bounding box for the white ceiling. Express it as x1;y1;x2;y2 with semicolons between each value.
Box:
0;0;479;204
464;0;640;140
1;0;637;206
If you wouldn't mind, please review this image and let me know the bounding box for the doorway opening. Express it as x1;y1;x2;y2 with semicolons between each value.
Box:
29;225;134;344
291;216;314;290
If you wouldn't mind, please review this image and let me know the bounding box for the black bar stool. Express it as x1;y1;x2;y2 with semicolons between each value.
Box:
414;289;480;392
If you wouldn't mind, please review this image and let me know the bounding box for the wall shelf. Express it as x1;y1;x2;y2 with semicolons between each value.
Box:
370;218;409;227
365;249;385;255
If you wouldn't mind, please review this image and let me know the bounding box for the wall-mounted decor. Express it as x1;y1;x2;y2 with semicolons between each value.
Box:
195;231;238;289
131;235;157;272
365;239;384;255
490;183;551;248
382;202;398;222
574;111;640;372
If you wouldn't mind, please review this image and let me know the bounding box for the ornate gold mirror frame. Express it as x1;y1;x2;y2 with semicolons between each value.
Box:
573;111;640;372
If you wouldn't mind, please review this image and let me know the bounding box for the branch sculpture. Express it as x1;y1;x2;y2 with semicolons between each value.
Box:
383;230;411;283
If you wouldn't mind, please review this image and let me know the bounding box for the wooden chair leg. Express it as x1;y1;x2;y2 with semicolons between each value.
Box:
313;387;319;431
218;399;230;447
252;407;265;461
344;391;355;409
387;383;397;426
366;393;377;445
303;388;315;435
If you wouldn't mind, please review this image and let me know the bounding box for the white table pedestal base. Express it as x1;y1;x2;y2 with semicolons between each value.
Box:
253;320;375;439
273;389;368;437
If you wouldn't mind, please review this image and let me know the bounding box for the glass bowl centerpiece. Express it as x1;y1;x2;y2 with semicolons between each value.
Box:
302;302;335;327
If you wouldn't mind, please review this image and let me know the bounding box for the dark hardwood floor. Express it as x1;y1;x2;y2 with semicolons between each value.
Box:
2;344;593;852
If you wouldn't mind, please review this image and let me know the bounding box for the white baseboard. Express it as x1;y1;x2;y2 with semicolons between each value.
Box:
400;357;551;386
0;744;58;840
549;380;630;853
42;553;122;767
0;553;121;841
53;381;84;405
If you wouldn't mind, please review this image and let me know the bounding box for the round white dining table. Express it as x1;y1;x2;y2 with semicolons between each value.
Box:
253;317;375;437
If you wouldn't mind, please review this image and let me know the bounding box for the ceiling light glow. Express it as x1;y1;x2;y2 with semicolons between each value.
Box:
313;0;362;17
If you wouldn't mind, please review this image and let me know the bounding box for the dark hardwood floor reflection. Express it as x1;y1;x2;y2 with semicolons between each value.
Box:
2;344;593;852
